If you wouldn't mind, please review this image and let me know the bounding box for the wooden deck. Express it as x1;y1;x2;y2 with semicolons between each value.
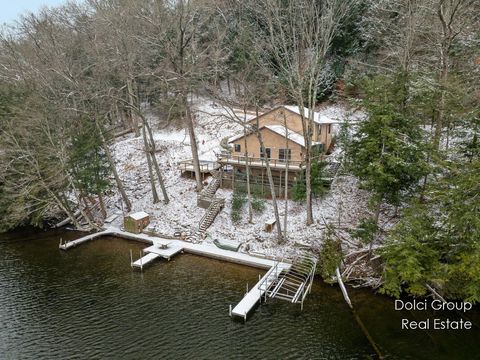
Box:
178;159;220;173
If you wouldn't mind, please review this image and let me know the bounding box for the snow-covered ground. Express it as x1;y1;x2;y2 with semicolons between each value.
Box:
105;98;370;259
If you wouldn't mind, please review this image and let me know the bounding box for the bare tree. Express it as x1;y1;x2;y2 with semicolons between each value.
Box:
254;0;355;225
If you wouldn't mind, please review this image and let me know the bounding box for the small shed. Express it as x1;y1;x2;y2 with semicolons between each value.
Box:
264;218;276;232
124;211;150;234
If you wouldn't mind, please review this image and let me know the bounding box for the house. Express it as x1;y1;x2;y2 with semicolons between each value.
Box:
123;211;150;234
216;105;338;197
226;105;336;162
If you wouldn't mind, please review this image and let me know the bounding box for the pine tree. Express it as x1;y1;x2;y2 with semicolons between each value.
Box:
347;75;429;249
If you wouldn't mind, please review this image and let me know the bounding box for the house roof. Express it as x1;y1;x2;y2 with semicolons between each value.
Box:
128;211;149;220
264;124;307;147
227;131;248;143
282;105;337;124
228;124;318;148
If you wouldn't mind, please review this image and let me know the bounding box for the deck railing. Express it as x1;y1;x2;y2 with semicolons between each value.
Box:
216;154;304;168
177;159;219;172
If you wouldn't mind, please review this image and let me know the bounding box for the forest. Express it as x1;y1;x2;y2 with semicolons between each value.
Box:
0;0;479;302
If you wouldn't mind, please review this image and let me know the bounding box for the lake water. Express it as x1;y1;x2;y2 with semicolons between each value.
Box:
1;228;479;359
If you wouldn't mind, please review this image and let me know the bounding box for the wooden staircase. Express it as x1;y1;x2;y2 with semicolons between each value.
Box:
189;170;225;242
201;176;220;198
198;197;225;236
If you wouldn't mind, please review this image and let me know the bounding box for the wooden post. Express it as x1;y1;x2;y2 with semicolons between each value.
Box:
279;171;282;198
261;168;265;195
229;304;232;317
130;249;133;267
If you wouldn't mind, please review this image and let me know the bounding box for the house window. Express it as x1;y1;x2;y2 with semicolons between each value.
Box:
234;144;241;152
328;124;332;134
278;148;291;162
260;146;271;159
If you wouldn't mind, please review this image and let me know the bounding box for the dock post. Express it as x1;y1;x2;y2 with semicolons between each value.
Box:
130;249;133;267
229;304;232;317
246;283;248;295
140;250;143;272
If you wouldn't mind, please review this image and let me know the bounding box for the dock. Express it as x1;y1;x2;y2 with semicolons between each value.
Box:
59;227;318;321
59;229;111;250
231;261;291;320
131;252;161;270
143;243;183;260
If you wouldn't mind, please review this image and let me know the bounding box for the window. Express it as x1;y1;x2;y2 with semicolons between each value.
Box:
260;146;271;159
234;144;241;152
278;148;291;162
328;124;332;134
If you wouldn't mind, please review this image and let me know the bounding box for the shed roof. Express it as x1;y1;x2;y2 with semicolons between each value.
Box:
128;211;149;220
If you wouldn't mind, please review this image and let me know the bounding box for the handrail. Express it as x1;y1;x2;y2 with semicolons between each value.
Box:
217;154;304;168
257;258;283;292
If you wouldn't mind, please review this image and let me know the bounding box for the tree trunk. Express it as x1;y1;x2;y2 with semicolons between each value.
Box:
368;201;382;260
126;78;140;137
244;111;253;223
145;118;169;203
95;119;132;212
97;191;107;219
305;153;313;225
142;123;160;203
433;1;453;150
255;108;283;243
184;95;203;192
283;113;289;239
55;191;82;229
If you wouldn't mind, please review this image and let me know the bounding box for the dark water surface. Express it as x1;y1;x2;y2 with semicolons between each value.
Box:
1;229;479;359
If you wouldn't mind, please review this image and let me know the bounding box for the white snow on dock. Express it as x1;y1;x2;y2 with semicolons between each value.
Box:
60;226;292;319
143;243;183;260
131;252;161;269
231;262;291;320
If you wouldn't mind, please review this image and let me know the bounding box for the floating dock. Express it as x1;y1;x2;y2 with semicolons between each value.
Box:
131;252;161;270
143;243;183;260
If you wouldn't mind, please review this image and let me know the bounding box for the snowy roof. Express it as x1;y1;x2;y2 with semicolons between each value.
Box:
228;124;315;148
264;124;307;147
228;132;248;143
282;105;338;124
128;211;149;220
